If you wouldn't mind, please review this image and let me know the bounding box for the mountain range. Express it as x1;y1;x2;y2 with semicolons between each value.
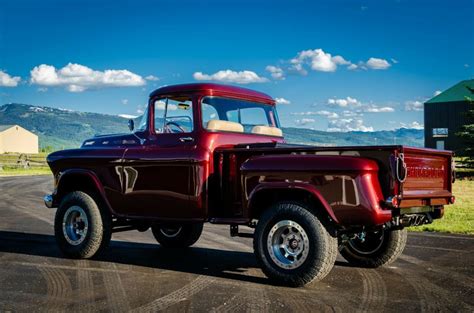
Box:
0;103;424;150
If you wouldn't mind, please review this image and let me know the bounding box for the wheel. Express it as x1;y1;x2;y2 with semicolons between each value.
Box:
253;202;338;287
54;191;112;258
151;223;203;248
339;228;407;268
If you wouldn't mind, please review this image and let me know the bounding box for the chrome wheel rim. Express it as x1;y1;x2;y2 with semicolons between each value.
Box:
348;231;384;255
267;220;309;269
62;206;89;246
160;226;182;238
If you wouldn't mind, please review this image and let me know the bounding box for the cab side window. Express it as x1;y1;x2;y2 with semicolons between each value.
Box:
154;96;193;134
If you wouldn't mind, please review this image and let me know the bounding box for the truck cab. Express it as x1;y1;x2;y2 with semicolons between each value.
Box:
114;83;285;220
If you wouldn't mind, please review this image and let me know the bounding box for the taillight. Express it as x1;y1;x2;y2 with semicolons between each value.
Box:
450;196;455;204
386;196;400;208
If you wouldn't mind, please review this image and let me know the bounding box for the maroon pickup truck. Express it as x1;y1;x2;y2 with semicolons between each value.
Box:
44;83;455;287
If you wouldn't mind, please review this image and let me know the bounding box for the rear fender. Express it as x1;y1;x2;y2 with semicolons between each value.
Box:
247;182;339;223
241;154;391;226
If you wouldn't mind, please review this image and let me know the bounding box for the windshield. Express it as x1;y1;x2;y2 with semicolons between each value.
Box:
201;97;281;135
136;106;148;131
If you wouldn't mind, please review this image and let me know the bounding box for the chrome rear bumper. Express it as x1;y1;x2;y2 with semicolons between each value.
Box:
43;194;53;208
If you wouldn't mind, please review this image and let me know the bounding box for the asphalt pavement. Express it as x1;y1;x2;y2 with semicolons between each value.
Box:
0;176;472;312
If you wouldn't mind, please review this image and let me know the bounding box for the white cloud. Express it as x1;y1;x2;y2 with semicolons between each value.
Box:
405;100;424;111
275;97;290;105
315;110;339;119
37;87;48;92
287;49;392;74
400;121;424;130
347;64;359;70
291;110;339;119
118;114;138;119
291;111;317;116
342;110;362;117
391;58;399;64
155;100;177;111
145;75;159;81
365;57;391;70
348;58;392;71
327;118;374;132
136;104;145;114
265;66;285;80
328;96;361;107
67;85;86;92
30;63;146;92
193;70;268;84
0;70;21;87
327;96;394;113
121;99;129;105
290;49;350;73
295;118;315;125
434;90;442;96
362;105;395;113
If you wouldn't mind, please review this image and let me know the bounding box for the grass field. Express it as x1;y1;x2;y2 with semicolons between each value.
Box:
409;179;473;235
0;167;52;176
0;153;50;176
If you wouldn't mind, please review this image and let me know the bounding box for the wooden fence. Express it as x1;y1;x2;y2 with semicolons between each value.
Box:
0;154;48;171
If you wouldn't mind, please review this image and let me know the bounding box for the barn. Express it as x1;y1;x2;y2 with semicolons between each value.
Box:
0;125;39;154
424;79;474;152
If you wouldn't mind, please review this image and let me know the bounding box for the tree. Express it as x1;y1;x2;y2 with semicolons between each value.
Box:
456;97;474;167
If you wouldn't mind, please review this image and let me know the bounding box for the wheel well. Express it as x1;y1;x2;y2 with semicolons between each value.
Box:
57;174;110;212
249;189;337;236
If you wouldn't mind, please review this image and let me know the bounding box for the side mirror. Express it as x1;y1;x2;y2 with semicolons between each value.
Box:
128;119;135;132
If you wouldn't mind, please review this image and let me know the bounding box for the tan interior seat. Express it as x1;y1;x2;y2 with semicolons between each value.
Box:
206;120;244;133
251;125;283;137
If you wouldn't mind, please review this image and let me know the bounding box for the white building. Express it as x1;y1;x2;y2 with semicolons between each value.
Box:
0;125;39;154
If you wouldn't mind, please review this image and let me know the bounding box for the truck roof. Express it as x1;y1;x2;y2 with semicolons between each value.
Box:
149;83;275;104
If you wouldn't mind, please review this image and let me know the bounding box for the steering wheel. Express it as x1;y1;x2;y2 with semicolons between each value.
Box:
164;121;186;133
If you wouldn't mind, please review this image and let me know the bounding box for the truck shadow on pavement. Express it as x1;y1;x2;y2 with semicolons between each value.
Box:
0;230;273;285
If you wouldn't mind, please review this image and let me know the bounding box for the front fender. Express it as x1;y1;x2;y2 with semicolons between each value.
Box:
52;168;113;213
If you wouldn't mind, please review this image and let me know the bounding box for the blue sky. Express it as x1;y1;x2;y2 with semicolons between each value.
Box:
0;0;473;131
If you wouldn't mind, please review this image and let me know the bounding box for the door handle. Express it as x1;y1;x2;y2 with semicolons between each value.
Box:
179;137;194;143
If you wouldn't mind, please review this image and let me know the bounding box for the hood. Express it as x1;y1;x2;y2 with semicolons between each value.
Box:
81;133;142;148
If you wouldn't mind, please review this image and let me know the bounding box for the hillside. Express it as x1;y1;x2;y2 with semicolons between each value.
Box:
0;103;424;150
0;103;131;149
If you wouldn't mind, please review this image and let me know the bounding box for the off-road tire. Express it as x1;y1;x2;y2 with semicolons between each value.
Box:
54;191;112;259
151;223;203;248
339;228;407;268
253;202;338;287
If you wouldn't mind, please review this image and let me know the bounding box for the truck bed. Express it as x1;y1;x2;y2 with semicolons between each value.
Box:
214;143;454;210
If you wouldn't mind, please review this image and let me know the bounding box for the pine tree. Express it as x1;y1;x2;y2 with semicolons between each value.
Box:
456;97;474;167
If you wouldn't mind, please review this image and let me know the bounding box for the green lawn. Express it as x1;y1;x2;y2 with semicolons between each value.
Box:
0;153;50;176
0;166;52;176
409;179;474;235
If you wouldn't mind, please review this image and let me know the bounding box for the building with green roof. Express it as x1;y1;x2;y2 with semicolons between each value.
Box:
424;79;474;152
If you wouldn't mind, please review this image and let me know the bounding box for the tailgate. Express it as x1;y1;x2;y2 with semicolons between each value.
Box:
399;146;454;207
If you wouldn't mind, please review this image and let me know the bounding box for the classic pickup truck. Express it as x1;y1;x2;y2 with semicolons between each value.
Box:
44;83;455;287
